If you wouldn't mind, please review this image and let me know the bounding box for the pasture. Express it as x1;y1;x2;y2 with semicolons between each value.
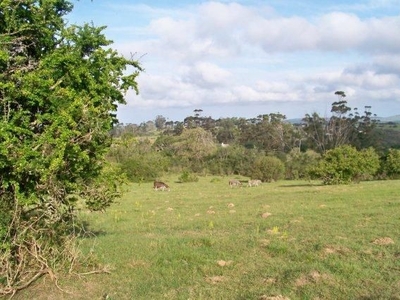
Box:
17;177;400;299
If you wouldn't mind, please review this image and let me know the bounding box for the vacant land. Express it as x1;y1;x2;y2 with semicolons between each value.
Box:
16;177;400;299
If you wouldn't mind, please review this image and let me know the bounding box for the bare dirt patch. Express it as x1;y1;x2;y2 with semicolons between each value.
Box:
259;295;290;300
262;277;276;285
295;271;333;287
128;259;150;268
205;275;225;284
323;245;351;256
372;237;394;245
262;212;272;218
13;274;108;300
217;260;233;267
259;239;270;247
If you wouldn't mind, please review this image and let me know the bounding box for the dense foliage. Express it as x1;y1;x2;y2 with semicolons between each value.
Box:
0;0;141;294
109;106;399;185
381;149;400;179
284;149;321;180
310;146;380;184
247;156;285;182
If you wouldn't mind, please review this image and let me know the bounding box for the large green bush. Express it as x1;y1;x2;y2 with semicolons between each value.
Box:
120;152;170;182
311;145;380;184
206;145;259;176
285;149;321;180
247;156;285;182
381;149;400;179
0;0;142;293
178;171;199;183
108;137;171;182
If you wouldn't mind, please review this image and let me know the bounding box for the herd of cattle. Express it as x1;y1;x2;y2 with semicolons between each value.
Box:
153;179;262;191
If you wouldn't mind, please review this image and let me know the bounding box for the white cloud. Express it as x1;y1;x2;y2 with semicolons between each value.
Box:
181;62;232;88
84;1;400;122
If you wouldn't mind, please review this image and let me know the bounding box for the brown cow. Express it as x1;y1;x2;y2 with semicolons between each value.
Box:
153;181;170;191
229;179;242;188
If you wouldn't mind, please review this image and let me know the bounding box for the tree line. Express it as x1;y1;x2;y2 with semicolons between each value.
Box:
108;93;400;184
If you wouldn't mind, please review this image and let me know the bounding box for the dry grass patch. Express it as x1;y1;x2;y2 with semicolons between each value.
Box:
262;212;272;218
259;295;290;300
259;239;270;247
205;275;225;284
295;271;333;287
372;237;395;245
262;277;276;285
323;245;351;256
217;260;233;267
128;259;150;268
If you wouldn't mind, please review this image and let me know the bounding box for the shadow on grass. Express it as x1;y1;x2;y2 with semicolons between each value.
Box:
75;220;107;239
279;183;324;188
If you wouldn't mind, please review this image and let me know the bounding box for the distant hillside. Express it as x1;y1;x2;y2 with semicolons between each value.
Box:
376;115;400;123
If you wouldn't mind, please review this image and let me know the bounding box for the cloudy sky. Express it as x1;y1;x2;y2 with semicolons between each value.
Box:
68;0;400;124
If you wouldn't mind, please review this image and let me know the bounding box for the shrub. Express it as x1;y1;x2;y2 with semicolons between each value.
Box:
178;171;199;183
121;152;170;182
206;145;260;176
285;149;321;180
381;149;400;179
247;156;285;182
310;145;380;184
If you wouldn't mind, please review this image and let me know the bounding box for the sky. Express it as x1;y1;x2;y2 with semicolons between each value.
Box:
68;0;400;124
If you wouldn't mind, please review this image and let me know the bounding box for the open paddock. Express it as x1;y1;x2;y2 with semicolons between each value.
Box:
16;177;400;300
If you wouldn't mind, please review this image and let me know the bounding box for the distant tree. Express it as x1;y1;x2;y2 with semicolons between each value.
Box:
207;145;259;176
215;118;240;144
183;116;197;128
201;116;216;131
173;121;184;135
349;106;380;150
302;112;328;153
138;120;156;135
302;91;378;153
241;113;294;153
194;108;203;117
155;115;167;130
171;127;217;172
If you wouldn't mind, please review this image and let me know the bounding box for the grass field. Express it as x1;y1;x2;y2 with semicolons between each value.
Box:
16;176;400;299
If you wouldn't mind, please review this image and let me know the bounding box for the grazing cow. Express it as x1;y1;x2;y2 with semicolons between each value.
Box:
229;179;242;188
248;179;262;187
153;181;170;191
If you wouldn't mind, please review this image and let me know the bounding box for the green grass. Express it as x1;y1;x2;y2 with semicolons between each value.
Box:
16;177;400;299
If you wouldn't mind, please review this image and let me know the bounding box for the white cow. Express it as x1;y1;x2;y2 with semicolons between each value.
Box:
248;179;262;187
